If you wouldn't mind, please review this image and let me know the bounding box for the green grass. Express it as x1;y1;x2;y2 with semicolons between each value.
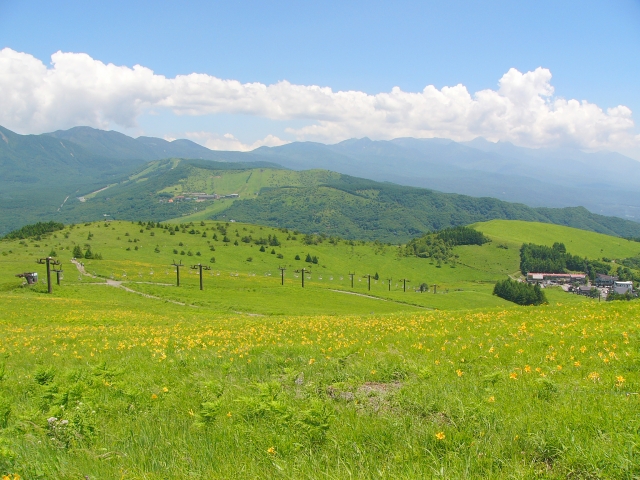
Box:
3;219;635;315
0;285;638;478
473;219;640;260
1;219;638;478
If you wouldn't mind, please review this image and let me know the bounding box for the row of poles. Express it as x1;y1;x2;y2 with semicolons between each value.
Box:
170;260;437;293
28;257;437;295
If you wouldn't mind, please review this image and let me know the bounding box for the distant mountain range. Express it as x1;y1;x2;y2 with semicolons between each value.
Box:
25;158;640;243
2;124;640;238
245;137;640;221
20;125;640;219
45;126;222;163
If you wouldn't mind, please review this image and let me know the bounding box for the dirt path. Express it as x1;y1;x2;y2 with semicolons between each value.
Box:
329;289;434;310
57;195;70;212
71;259;188;306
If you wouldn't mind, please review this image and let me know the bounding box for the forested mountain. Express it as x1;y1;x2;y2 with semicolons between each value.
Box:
3;124;640;239
213;173;640;242
0;125;138;192
5;125;640;220
250;137;640;221
45;127;232;162
3;150;640;240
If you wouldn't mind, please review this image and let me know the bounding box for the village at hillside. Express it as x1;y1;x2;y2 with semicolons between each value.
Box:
526;272;636;300
163;192;239;203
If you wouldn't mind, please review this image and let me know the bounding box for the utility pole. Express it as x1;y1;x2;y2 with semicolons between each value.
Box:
172;261;183;286
191;263;211;290
278;266;286;285
348;272;355;288
36;257;61;294
366;274;371;291
401;278;410;292
300;267;307;288
54;265;63;285
433;284;438;294
387;278;392;291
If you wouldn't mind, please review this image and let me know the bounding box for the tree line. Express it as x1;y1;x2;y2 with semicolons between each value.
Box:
519;242;610;280
405;226;490;267
493;278;547;305
3;221;64;240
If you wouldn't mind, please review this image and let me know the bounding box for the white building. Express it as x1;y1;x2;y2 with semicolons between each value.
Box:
613;281;633;294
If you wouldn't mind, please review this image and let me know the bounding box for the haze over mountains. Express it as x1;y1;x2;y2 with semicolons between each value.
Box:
35;126;640;221
2;124;640;237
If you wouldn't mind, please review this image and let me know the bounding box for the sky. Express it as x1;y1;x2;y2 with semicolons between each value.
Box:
1;0;640;156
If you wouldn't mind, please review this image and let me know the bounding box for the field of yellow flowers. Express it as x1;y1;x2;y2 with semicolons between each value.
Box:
0;284;638;479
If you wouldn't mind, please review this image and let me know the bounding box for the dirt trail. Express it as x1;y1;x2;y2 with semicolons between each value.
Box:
329;289;434;310
71;259;188;306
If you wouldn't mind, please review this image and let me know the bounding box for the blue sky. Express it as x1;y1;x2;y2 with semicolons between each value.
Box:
1;0;639;154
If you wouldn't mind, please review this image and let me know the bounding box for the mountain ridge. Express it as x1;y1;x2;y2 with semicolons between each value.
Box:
3;124;640;238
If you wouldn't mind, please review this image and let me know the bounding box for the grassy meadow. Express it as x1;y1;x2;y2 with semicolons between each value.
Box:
0;219;638;478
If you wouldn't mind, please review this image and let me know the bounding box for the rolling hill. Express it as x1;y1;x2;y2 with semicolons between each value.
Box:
2;217;638;317
4;124;640;240
5;158;640;242
5;125;640;223
0;220;637;477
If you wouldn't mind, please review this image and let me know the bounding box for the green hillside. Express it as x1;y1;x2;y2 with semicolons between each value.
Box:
213;174;640;241
473;219;640;260
0;218;638;478
0;126;138;191
5;218;627;315
5;149;640;243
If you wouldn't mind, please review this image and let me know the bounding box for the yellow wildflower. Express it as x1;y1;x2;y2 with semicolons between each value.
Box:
435;432;445;440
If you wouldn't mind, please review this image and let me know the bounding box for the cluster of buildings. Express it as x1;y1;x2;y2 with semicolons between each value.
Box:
525;272;636;299
166;192;239;203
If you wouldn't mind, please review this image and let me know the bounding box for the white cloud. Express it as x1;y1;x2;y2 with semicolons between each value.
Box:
185;132;288;152
0;47;638;151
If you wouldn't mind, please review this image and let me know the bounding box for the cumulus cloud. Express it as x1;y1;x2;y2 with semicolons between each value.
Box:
185;132;288;152
0;47;637;151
